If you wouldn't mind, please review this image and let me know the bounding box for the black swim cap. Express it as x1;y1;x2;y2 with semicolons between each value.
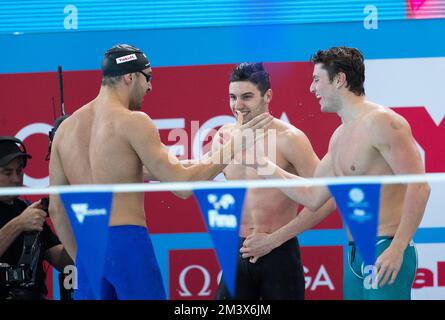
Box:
101;44;150;77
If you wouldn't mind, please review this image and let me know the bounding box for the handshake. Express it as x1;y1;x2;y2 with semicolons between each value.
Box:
216;112;276;174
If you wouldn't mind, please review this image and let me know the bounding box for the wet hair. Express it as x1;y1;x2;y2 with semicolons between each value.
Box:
101;75;123;87
310;46;365;96
229;63;271;96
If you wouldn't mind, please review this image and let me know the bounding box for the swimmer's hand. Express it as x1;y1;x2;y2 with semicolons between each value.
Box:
231;112;272;153
235;138;270;170
231;112;272;167
375;244;404;287
240;233;275;263
215;112;271;164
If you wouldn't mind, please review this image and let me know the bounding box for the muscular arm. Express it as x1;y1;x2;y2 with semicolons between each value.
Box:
127;112;270;190
142;154;189;181
141;137;225;199
142;142;203;181
49;133;77;261
256;150;334;212
147;157;217;199
370;111;430;286
241;130;336;259
372;112;430;251
265;130;336;244
128;113;224;199
243;199;337;257
142;166;155;181
141;128;226;199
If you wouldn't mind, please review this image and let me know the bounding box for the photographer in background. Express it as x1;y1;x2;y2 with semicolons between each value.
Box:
0;136;73;300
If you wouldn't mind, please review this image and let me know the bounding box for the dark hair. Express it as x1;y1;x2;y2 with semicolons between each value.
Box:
229;63;271;96
310;47;365;96
101;75;123;87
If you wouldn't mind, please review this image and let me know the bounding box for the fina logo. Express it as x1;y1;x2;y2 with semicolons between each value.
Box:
71;203;107;224
348;188;371;222
207;194;237;229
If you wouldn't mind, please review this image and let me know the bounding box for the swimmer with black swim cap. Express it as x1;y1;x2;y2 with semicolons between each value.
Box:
47;45;151;158
102;44;151;78
48;43;273;300
99;44;153;110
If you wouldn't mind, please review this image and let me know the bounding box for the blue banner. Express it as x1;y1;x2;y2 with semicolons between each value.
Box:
328;184;381;266
194;188;246;297
60;192;113;299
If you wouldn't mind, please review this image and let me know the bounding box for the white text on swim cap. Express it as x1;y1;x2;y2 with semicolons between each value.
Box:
116;54;138;64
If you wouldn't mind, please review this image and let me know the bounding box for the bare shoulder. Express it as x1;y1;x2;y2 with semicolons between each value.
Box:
123;110;152;123
364;104;414;148
118;111;158;136
271;119;315;155
60;102;95;125
366;104;411;133
272;119;320;175
273;118;301;136
52;104;89;144
272;118;309;143
325;123;345;152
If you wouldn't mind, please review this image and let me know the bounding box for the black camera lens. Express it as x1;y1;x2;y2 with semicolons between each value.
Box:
40;198;49;213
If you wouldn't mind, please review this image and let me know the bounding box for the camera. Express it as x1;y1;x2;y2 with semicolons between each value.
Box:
1;229;42;290
1;231;43;300
0;263;35;287
0;263;46;299
40;197;49;213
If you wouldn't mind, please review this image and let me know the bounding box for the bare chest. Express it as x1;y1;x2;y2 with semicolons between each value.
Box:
224;145;291;180
330;125;386;176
